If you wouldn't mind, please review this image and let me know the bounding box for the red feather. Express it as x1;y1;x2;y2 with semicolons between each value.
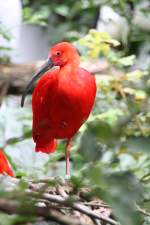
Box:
0;150;14;177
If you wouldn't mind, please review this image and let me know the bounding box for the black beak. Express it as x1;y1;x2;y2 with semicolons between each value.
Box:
21;58;54;107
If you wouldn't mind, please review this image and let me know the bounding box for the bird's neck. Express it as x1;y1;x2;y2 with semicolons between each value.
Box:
60;58;80;77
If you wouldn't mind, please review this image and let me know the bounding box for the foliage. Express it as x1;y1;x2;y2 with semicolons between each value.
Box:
76;29;136;68
0;30;150;224
22;0;99;42
104;0;150;45
72;29;150;225
0;22;12;63
22;0;150;54
77;29;120;58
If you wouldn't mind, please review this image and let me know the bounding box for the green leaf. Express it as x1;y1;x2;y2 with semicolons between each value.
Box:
54;5;70;17
116;55;136;67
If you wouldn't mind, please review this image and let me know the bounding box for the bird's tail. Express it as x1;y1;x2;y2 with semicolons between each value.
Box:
35;139;57;154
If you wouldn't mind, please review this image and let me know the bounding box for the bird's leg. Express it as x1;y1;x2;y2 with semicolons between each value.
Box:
65;139;71;179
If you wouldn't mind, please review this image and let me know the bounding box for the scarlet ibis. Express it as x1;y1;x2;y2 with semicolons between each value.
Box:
0;150;14;176
21;42;96;177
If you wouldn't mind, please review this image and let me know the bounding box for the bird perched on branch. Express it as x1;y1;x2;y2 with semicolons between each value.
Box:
21;42;96;177
0;149;14;176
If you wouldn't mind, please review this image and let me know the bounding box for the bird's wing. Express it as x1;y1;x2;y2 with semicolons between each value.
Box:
32;69;58;142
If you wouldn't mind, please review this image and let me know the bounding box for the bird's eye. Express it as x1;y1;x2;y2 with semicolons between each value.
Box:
55;51;61;56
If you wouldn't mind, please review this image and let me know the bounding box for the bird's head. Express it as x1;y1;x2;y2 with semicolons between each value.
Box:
21;42;80;107
49;42;80;67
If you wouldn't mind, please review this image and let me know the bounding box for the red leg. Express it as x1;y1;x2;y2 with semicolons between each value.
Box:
65;139;71;178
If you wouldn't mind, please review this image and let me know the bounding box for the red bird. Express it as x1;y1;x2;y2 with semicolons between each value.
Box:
0;150;14;176
21;42;96;177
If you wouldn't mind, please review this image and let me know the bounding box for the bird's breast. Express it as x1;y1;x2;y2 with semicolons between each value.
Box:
48;69;96;138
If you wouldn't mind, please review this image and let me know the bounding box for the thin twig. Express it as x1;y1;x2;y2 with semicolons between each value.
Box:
140;172;150;182
136;204;150;217
83;202;111;208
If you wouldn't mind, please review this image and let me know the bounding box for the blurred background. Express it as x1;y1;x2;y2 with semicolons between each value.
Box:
0;1;150;224
0;0;149;64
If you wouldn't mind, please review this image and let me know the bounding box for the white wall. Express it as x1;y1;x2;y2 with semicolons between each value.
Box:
0;0;50;64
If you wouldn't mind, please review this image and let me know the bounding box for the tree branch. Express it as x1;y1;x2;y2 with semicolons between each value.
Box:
41;192;119;225
0;198;84;225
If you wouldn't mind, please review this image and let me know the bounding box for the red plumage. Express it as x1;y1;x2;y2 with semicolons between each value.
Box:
32;67;96;152
23;42;96;176
0;150;14;177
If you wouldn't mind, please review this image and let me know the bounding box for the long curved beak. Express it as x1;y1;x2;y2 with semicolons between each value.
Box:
21;58;54;107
